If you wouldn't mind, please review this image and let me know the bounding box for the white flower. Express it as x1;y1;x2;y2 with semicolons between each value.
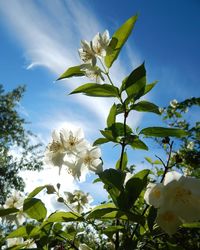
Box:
64;190;93;213
91;30;110;57
187;141;194;150
163;172;200;223
156;208;182;235
45;127;88;173
7;237;24;247
144;171;200;234
170;99;178;108
106;241;115;250
78;40;96;66
60;127;89;154
81;64;104;83
78;30;110;66
45;129;66;169
144;183;164;208
79;146;103;173
79;243;93;250
24;239;37;248
64;151;89;179
4;191;24;209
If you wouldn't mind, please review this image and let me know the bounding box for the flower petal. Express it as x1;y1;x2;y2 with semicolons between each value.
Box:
156;208;182;235
163;171;182;186
144;183;164;208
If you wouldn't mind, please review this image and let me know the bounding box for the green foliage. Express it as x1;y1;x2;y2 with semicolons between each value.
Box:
140;126;188;138
70;83;119;97
7;224;40;238
0;84;43;204
105;15;138;68
107;103;117;127
47;211;82;223
28;185;56;198
0;208;19;217
131;100;160;115
116;152;128;170
23;198;47;222
87;203;117;219
125;169;150;206
122;63;147;103
57;65;84;80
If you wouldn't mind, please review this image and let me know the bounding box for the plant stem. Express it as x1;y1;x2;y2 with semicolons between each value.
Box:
119;107;128;171
99;58;115;87
160;141;174;183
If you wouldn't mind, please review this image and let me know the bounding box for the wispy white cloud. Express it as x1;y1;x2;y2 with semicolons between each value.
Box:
0;0;142;128
0;0;144;202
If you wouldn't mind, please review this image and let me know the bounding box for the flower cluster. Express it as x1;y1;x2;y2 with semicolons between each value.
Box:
144;171;200;235
45;127;103;179
78;30;110;82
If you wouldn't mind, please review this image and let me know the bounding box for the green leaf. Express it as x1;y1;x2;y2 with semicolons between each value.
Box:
131;101;161;115
105;15;138;68
107;103;117;127
100;130;115;141
147;206;157;231
99;169;126;207
28;185;55;198
153;160;162;165
87;203;117;219
47;211;82;223
70;83;119;97
122;63;147;101
107;122;133;138
104;225;124;238
123;63;146;90
144;81;158;95
57;65;84;80
7;224;40;238
23;198;47;222
116;152;128;171
140;127;188;138
101;210;145;225
182;222;200;228
127;135;148;150
125;169;150;206
145;157;153;164
93;137;109;146
0;208;19;217
93;178;101;183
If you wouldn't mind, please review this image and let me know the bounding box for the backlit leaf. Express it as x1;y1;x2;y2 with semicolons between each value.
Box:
47;211;82;223
23;198;47;222
93;137;109;146
70;83;119;97
105;15;138;68
0;208;19;217
57;65;84;80
140;127;188;138
107;103;117;127
87;203;117;219
131;101;160;115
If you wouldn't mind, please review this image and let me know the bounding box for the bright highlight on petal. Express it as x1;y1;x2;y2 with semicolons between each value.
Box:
45;126;103;179
144;171;200;235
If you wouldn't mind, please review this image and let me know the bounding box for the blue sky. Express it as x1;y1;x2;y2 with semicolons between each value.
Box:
0;0;199;204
